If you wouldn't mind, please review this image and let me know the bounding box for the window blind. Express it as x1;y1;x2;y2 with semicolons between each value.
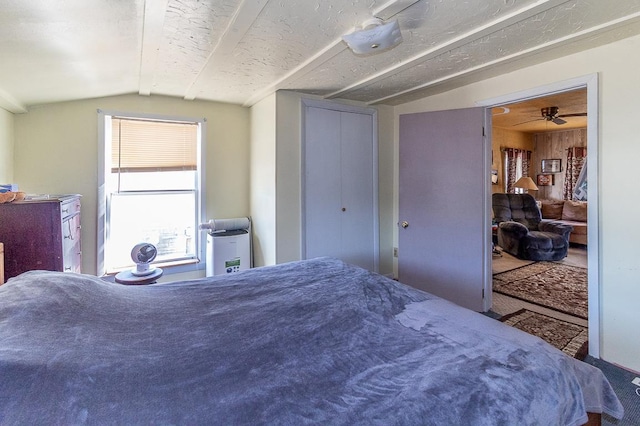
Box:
111;118;197;172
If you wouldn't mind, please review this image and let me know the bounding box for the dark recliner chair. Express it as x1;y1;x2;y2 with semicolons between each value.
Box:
492;193;573;261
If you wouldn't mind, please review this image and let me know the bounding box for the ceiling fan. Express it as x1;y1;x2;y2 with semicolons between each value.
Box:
514;106;587;126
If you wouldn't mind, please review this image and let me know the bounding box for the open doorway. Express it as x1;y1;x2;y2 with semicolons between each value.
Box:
490;89;589;358
479;74;599;357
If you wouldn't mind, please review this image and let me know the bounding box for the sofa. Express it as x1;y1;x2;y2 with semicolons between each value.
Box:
492;193;574;261
539;199;588;245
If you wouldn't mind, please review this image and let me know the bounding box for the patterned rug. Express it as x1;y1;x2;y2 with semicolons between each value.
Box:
500;309;589;360
493;261;588;319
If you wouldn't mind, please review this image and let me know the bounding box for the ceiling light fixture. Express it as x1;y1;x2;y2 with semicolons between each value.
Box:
342;18;403;55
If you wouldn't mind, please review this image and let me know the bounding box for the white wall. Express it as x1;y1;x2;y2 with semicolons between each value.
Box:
13;94;250;277
250;94;277;267
273;91;304;264
395;34;640;372
0;108;13;183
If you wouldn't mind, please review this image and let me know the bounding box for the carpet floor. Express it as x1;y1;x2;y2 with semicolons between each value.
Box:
584;356;640;426
499;308;588;360
493;261;588;319
492;245;587;274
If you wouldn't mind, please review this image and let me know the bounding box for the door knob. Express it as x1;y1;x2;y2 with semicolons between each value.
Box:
401;221;409;228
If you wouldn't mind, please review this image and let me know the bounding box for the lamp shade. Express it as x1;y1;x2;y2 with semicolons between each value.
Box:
342;19;402;55
514;176;538;191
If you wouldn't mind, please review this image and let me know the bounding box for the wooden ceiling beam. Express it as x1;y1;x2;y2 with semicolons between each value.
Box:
139;0;170;97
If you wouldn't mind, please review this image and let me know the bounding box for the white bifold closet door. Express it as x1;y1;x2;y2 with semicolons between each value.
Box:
303;102;378;272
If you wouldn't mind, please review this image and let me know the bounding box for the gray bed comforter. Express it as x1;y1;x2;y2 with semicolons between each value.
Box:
0;257;623;425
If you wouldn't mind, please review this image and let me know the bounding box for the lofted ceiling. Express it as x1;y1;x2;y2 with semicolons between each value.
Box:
1;0;640;114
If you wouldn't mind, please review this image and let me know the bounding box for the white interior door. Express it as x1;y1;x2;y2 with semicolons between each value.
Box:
340;111;375;271
303;101;378;272
304;107;342;260
398;107;489;311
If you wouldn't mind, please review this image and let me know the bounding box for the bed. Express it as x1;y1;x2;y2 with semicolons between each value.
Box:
0;257;623;425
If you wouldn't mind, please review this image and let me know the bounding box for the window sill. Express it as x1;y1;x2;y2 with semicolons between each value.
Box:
103;259;204;281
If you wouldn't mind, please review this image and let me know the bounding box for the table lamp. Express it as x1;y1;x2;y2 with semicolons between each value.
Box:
514;176;538;194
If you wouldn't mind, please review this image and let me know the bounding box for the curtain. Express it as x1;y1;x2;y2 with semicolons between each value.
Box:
522;150;532;179
503;148;532;193
564;147;587;200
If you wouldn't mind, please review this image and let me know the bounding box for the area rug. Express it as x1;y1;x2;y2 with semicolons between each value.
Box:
500;309;589;360
493;261;588;319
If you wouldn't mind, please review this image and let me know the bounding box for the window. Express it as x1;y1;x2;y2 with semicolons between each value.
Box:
512;155;525;193
98;111;205;276
503;148;532;193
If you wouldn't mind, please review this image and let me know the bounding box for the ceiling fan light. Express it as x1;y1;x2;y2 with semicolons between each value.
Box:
342;19;403;55
541;106;559;120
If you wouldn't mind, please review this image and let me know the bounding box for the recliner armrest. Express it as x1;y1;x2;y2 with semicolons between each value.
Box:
498;221;529;239
539;220;574;239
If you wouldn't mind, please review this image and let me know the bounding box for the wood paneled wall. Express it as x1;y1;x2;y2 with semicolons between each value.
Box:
491;127;587;200
491;127;535;194
533;128;587;200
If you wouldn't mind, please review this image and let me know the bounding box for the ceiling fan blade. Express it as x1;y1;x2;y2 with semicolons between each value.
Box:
552;117;567;125
557;112;587;118
512;118;543;126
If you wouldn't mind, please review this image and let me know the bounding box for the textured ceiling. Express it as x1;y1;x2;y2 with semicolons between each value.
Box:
1;0;639;113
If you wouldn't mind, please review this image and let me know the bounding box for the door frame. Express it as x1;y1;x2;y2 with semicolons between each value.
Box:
477;73;600;358
300;98;380;272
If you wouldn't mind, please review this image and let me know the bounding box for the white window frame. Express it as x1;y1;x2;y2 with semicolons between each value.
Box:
97;109;206;277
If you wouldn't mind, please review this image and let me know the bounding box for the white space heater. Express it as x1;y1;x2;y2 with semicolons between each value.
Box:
200;217;251;276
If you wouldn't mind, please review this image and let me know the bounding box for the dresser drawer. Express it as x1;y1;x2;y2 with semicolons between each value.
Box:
62;213;82;273
61;198;81;221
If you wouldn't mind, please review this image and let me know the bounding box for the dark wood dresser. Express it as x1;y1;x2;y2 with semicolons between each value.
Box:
0;195;81;281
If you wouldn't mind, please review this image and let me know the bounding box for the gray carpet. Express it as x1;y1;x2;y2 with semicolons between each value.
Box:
584;356;640;426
